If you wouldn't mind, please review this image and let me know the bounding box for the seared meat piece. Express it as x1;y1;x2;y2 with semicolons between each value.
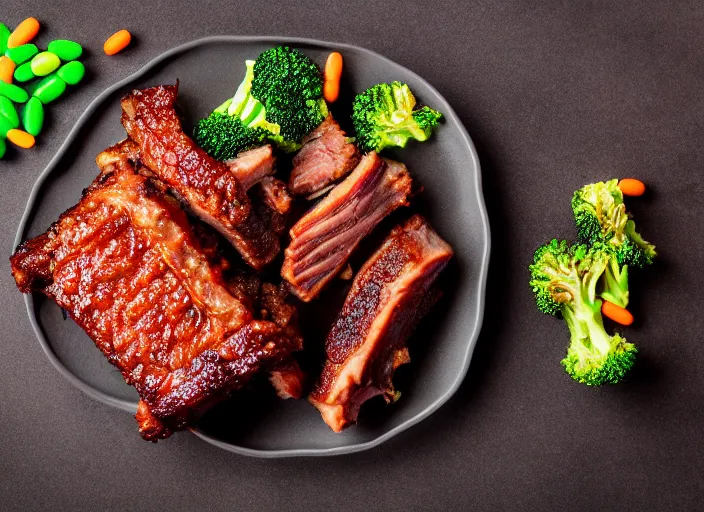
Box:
269;360;306;399
260;177;293;215
10;152;299;441
121;84;279;270
225;145;275;191
289;114;359;197
309;215;453;432
282;152;412;302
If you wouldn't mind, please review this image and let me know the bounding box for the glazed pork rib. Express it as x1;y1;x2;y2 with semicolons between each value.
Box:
225;145;275;191
10;150;300;440
309;215;453;432
282;152;412;302
121;84;279;270
289;114;359;197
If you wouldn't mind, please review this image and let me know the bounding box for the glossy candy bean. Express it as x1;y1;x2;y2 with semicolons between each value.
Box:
6;44;38;65
0;137;5;158
57;61;84;85
324;52;343;103
32;74;66;104
47;39;83;61
618;178;646;197
602;301;634;326
23;97;44;136
0;23;11;54
0;95;19;127
0;81;29;102
7;18;40;48
13;62;34;82
31;52;61;76
104;29;131;56
0;56;15;83
6;128;35;148
0;115;13;137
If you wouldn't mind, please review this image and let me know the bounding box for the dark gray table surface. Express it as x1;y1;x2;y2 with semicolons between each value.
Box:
1;1;702;510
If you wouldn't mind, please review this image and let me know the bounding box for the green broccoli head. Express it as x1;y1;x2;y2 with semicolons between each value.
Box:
572;179;656;269
529;239;637;385
351;81;443;153
193;112;268;161
562;332;637;386
194;46;327;159
250;46;328;143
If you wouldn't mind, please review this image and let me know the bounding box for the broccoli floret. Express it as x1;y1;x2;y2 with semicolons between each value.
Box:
250;46;328;144
529;239;637;385
571;180;656;308
351;81;443;153
193;113;268;161
194;60;281;160
572;179;656;269
194;46;328;159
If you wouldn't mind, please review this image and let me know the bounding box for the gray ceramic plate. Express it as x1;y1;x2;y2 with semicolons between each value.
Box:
14;36;490;457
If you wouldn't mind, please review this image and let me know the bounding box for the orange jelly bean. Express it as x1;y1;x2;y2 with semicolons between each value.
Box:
324;52;343;103
618;178;646;197
6;128;36;148
7;18;40;49
0;56;15;83
104;30;132;56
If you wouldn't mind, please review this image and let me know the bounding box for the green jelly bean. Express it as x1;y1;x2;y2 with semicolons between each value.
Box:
13;62;35;82
31;52;61;77
47;40;83;61
0;137;5;158
0;81;29;103
0;23;10;55
6;44;39;65
33;74;66;104
57;60;84;85
0;115;13;137
0;95;19;127
23;97;44;136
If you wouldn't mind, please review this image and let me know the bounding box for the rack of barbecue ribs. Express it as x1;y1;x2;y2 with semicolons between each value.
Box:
309;215;453;432
10;144;302;441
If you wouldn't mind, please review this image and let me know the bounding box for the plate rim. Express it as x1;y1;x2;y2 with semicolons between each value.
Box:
13;35;491;458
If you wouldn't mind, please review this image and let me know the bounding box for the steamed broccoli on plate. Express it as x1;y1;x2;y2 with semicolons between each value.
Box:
194;46;328;160
572;179;657;307
351;81;443;153
529;239;637;385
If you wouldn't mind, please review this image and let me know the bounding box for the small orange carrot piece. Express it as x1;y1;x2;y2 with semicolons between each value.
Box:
0;56;15;84
618;178;646;197
104;29;132;56
602;300;634;326
7;128;35;148
7;18;40;49
323;52;343;103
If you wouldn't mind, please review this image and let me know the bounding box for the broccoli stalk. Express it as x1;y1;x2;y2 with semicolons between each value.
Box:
529;240;637;385
571;179;656;308
351;81;443;153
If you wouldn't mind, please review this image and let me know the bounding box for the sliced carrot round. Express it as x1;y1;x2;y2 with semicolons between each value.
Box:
7;18;40;49
602;300;634;326
618;178;646;197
